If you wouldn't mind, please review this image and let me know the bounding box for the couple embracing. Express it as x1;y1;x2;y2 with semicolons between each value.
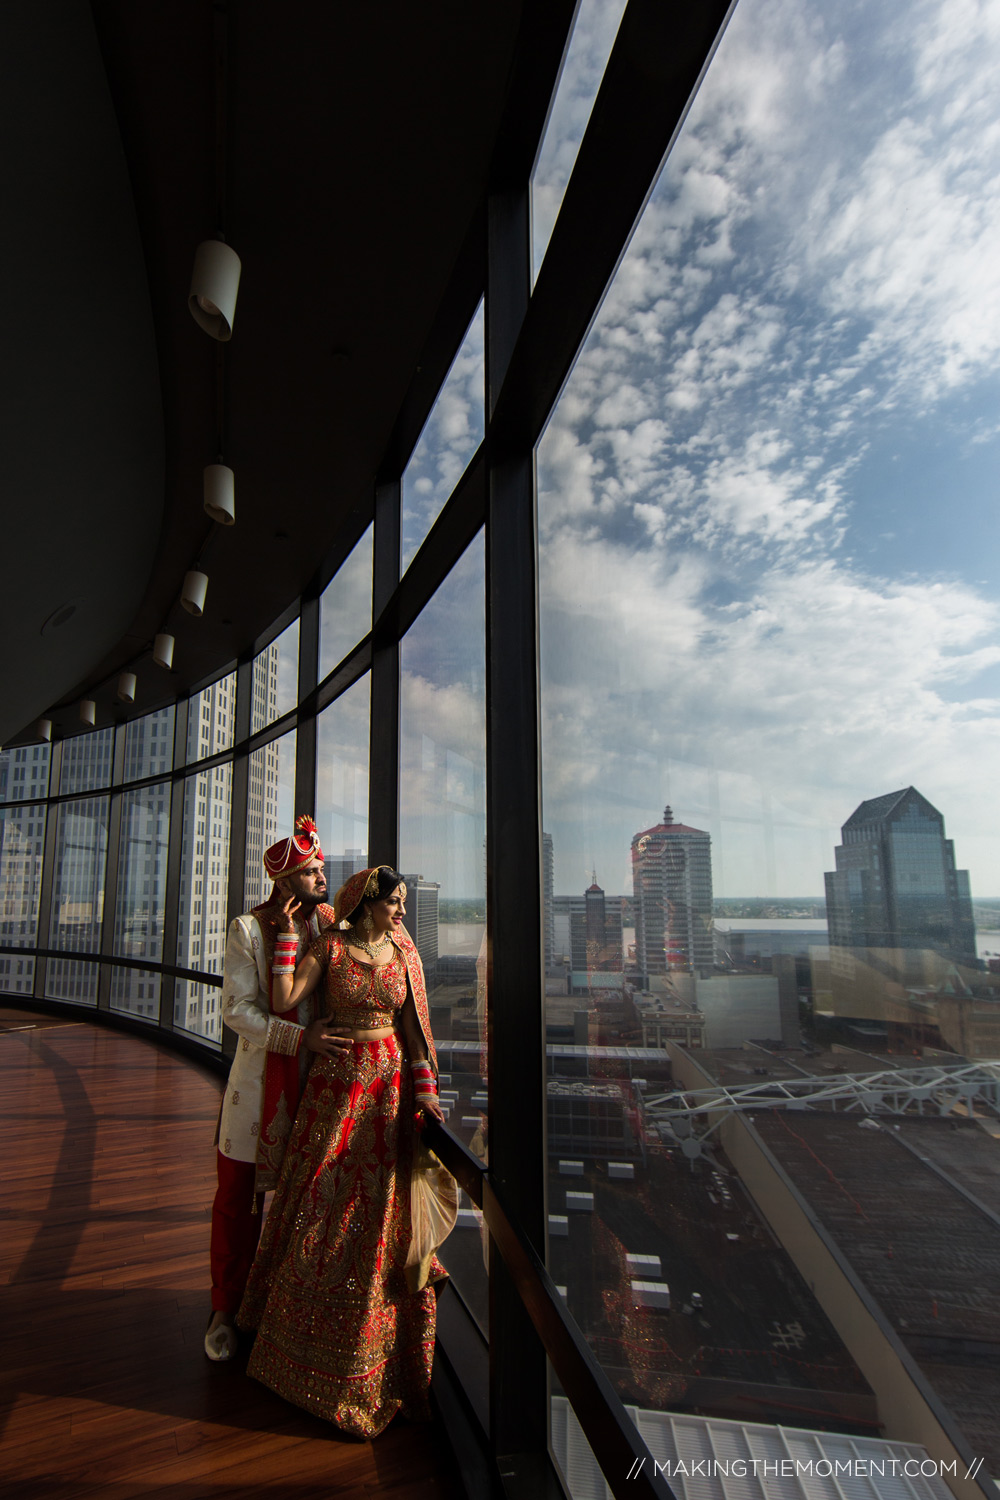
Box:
205;816;451;1439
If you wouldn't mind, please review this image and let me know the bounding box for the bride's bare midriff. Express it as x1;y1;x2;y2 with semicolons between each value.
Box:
333;1025;397;1040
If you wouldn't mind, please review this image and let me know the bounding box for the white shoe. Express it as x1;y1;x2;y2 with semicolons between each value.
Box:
204;1314;239;1361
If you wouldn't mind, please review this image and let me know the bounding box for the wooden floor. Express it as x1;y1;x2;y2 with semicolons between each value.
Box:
0;1011;464;1499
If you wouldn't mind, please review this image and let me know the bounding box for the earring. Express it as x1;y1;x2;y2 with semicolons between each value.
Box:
361;910;374;940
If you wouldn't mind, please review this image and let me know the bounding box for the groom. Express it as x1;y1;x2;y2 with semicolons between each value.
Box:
205;815;351;1360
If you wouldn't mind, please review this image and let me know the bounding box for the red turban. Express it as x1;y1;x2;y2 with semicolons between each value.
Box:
263;814;323;880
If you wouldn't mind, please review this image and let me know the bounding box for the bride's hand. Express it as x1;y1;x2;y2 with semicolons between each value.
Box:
421;1097;446;1124
277;892;301;932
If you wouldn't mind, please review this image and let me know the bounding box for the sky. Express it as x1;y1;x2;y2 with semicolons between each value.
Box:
533;0;1000;899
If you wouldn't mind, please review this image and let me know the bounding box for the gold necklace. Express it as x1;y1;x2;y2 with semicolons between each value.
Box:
350;926;392;962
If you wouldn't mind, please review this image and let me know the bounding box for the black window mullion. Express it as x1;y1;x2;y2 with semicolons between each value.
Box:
295;588;320;816
485;178;549;1472
369;478;401;867
98;788;124;1011
32;741;62;1001
227;656;253;926
159;775;183;1032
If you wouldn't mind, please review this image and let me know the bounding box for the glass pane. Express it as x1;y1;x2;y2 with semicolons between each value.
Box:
0;744;51;803
0;804;47;951
537;0;1000;1461
399;531;487;1329
109;967;161;1023
176;763;232;1022
0;952;36;996
251;620;299;734
244;729;297;911
58;728;114;795
44;957;100;1006
48;797;109;955
185;672;237;763
401;301;485;573
531;0;629;282
114;784;170;965
123;707;174;781
316;674;370;897
319;525;374;680
174;977;223;1046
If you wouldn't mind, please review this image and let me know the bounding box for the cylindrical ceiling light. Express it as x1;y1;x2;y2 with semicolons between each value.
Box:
188;239;241;341
181;570;209;617
153;632;175;670
204;463;235;525
80;699;96;726
37;718;52;742
117;671;137;703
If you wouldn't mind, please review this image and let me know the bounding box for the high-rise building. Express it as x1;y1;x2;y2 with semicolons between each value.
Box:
325;850;368;900
400;872;440;990
542;831;554;973
631;806;714;980
579;875;624;973
824;787;976;965
0;745;50;996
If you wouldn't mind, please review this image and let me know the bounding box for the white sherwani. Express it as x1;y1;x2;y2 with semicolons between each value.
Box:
217;908;328;1163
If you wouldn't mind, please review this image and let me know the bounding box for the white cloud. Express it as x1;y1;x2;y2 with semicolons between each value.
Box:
539;534;1000;893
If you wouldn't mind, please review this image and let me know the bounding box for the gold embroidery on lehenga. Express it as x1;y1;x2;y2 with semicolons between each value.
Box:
238;960;443;1436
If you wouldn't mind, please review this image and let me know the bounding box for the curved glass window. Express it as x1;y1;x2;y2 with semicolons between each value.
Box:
114;784;170;967
252;621;299;734
176;760;232;1041
537;0;1000;1456
316;674;370;890
245;729;296;911
59;729;113;795
401;302;484;573
399;530;488;1329
186;673;236;763
109;966;161;1022
319;525;373;680
124;707;174;781
0;744;51;803
531;0;628;282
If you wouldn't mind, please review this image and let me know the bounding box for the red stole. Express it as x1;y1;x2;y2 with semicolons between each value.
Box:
254;899;336;1192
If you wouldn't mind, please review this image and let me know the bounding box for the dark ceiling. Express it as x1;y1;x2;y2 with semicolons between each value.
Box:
1;0;523;746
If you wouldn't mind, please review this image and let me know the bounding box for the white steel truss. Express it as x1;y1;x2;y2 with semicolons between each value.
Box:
646;1060;1000;1144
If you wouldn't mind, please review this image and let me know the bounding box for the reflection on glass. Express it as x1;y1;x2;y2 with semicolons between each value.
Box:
48;798;108;956
401;301;484;573
59;729;114;795
531;0;628;282
45;796;109;1007
176;763;231;1040
186;672;236;763
319;525;373;680
399;531;487;1330
537;0;1000;1463
0;804;46;996
173;979;222;1048
244;730;296;911
124;707;174;781
252;620;299;733
45;958;100;1006
109;967;161;1022
113;785;170;997
0;744;51;803
316;675;370;897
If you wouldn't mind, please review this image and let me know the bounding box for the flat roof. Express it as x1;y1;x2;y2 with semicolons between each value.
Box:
552;1400;955;1500
754;1111;1000;1472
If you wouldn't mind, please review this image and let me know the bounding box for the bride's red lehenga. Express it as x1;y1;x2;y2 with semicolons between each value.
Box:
238;929;445;1438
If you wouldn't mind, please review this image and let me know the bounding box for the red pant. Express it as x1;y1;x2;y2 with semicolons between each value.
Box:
210;1152;264;1313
